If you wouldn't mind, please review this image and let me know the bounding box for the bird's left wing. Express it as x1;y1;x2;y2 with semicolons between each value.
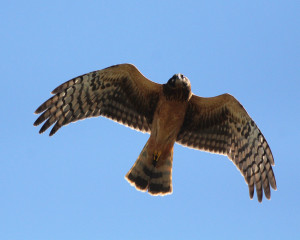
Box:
34;64;161;136
176;93;276;202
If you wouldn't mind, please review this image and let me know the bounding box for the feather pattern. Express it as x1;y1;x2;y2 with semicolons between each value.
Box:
176;94;277;202
34;64;161;136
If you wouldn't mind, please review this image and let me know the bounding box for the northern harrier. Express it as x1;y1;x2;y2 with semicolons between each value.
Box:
34;64;277;202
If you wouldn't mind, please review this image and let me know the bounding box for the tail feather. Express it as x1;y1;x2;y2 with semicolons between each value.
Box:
125;142;173;196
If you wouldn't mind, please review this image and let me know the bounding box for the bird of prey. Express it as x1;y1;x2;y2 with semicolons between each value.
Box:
34;63;277;202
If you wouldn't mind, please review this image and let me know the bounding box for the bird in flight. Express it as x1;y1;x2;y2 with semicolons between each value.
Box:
34;63;277;202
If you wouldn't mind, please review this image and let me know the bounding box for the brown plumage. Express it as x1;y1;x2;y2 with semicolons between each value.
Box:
34;63;277;202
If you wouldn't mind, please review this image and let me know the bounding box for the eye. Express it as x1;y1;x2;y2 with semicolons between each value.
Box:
168;77;176;86
167;75;178;87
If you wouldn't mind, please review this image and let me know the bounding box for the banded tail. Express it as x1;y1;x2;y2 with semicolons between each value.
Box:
125;141;173;195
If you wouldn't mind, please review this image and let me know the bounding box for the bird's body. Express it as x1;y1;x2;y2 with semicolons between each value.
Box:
151;97;187;152
34;63;277;202
126;95;188;195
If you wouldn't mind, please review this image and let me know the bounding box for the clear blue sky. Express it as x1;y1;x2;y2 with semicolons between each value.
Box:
1;1;299;239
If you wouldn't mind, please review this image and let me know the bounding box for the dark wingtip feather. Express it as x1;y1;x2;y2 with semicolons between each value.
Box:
256;186;263;202
265;193;271;200
271;178;277;190
258;194;263;203
264;186;271;200
51;80;69;94
49;122;62;136
34;96;55;114
51;86;63;95
33;118;41;126
34;116;44;126
51;76;80;94
34;104;46;114
33;109;49;126
249;185;254;199
39;127;47;134
38;118;54;135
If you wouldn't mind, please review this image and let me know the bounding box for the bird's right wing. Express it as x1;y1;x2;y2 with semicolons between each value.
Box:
34;64;162;136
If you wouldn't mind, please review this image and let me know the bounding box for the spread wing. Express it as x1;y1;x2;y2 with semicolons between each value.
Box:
176;93;277;202
34;64;161;136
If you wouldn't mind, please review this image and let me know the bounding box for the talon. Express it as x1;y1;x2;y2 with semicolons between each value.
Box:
152;151;161;167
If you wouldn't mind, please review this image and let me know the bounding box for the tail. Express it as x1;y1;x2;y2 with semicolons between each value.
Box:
125;141;173;196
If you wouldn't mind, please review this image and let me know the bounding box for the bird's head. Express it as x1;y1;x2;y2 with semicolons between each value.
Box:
167;74;190;89
163;73;192;101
